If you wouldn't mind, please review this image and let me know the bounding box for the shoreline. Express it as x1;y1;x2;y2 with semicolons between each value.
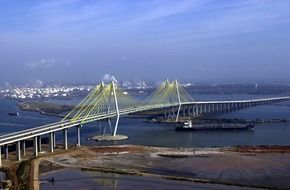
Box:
2;144;290;190
17;101;69;118
27;145;290;190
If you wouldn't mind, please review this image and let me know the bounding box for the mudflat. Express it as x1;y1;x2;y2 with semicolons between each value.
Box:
37;145;290;189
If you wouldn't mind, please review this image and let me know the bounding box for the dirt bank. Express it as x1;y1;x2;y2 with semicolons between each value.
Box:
34;145;290;190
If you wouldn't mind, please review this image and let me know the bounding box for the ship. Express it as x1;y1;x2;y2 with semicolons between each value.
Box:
175;120;254;131
8;112;20;116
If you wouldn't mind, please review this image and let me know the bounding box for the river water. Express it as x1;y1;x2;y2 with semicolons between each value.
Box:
1;94;290;189
1;95;290;148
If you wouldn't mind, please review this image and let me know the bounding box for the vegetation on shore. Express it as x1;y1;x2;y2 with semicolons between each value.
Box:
17;160;31;190
18;101;74;116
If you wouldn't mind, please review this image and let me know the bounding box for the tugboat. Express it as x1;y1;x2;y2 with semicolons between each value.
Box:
176;120;254;131
8;112;20;116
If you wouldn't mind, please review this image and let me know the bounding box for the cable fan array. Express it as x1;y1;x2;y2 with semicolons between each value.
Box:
146;79;193;105
62;80;194;123
62;82;140;123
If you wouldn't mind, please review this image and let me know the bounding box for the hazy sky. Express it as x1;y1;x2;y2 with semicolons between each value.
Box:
1;0;290;84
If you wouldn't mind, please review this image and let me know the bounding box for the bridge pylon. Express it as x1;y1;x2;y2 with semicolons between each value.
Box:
146;79;193;122
62;80;139;136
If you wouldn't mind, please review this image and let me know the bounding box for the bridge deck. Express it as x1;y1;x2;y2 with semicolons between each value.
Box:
0;97;289;146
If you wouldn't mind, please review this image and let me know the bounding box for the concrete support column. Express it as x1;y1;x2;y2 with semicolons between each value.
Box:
189;105;196;117
192;106;196;116
197;105;201;115
192;106;195;117
64;129;68;150
0;146;2;167
5;145;8;160
34;136;38;157
38;136;42;152
77;125;81;147
16;141;21;161
50;132;54;153
22;140;26;156
199;105;202;115
53;132;56;148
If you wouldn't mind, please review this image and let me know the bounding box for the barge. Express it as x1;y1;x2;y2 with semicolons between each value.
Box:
176;120;254;131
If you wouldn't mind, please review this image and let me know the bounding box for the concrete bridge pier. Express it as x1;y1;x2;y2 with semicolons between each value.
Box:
164;111;168;119
64;129;68;150
193;106;197;117
219;103;223;111
207;104;210;113
234;103;238;110
226;103;230;111
170;107;176;118
49;132;54;153
5;145;8;160
0;146;2;167
223;103;226;111
209;104;213;112
212;103;215;112
182;106;186;117
200;104;204;115
213;104;216;112
198;105;203;115
38;136;42;152
53;132;56;148
215;103;219;111
34;136;38;157
227;103;231;112
22;140;26;156
77;125;81;147
192;105;195;116
16;141;21;161
203;104;207;114
194;105;198;117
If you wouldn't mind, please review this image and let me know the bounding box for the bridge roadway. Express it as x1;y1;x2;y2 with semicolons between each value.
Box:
0;96;290;166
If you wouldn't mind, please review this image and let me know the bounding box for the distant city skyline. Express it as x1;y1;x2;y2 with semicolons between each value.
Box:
1;0;290;84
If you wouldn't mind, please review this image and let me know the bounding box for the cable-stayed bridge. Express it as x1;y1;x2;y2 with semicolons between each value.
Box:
0;80;290;166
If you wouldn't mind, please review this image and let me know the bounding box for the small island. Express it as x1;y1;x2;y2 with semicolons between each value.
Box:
17;101;74;118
